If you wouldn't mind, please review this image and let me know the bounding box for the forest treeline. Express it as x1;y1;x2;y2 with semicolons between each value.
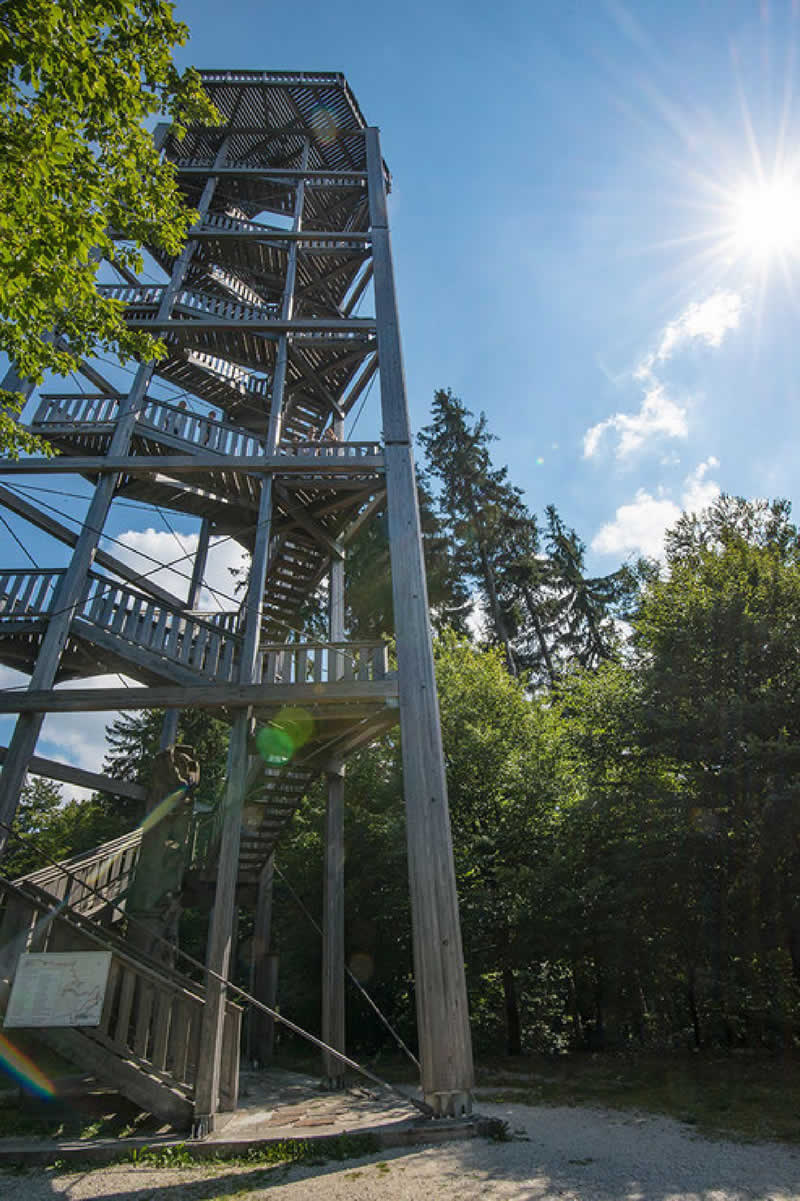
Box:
7;389;800;1059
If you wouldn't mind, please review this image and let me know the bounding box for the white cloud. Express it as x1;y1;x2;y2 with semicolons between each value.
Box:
112;528;247;612
682;455;721;514
465;592;487;641
584;290;744;459
591;457;721;560
653;291;744;361
583;382;688;460
592;491;682;558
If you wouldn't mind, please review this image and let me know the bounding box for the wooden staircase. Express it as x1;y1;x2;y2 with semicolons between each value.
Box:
0;868;240;1128
0;566;242;685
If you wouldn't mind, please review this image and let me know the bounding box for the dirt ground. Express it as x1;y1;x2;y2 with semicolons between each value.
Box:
1;1100;799;1201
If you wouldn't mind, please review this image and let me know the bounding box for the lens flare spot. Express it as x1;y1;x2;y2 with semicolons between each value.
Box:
276;706;313;749
349;951;374;983
311;105;338;145
255;707;314;766
139;786;190;836
0;1034;55;1097
535;456;545;466
255;724;294;766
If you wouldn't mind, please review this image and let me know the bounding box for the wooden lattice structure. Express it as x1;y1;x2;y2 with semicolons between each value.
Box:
0;70;473;1130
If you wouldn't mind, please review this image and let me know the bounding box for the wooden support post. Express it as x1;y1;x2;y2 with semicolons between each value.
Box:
193;475;273;1133
322;486;346;1085
192;713;248;1133
267;139;308;450
322;759;346;1086
160;518;212;750
248;855;277;1066
366;127;474;1116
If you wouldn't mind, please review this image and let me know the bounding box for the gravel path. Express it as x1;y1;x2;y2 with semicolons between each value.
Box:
1;1102;799;1200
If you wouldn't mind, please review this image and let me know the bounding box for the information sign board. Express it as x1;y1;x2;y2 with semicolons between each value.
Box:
4;951;112;1028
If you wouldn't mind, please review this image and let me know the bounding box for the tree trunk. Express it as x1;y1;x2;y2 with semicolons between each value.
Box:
522;584;557;685
687;965;702;1049
502;965;522;1056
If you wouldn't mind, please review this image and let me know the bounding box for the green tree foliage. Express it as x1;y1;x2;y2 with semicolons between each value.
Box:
420;388;638;684
540;495;800;1050
0;0;218;452
632;494;800;1045
420;389;536;673
542;504;639;671
0;775;132;878
103;708;229;815
433;631;562;1053
0;775;66;877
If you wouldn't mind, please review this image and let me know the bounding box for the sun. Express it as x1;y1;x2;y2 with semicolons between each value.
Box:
730;174;800;262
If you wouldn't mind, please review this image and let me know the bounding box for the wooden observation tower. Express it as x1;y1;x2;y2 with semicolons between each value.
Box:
0;70;473;1131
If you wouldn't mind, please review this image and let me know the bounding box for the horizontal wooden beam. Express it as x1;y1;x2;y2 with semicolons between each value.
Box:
0;454;384;477
177;167;366;181
0;746;146;802
193;228;371;244
0;680;399;714
133;317;375;334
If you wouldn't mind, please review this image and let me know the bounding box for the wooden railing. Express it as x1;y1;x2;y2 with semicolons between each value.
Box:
76;574;241;682
15;829;143;919
184;350;270;398
200;211;371;252
32;394;267;458
0;568;65;618
261;640;388;684
33;394;118;426
277;440;382;460
0;569;389;694
0;879;240;1113
97;283;280;323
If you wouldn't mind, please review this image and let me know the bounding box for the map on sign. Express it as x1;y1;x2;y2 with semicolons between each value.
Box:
4;952;112;1028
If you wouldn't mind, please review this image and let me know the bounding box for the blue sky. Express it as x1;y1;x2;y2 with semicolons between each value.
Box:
5;0;800;781
166;0;800;561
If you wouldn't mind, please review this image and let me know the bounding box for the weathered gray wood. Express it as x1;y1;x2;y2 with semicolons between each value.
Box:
161;518;212;750
193;228;372;242
0;453;384;475
219;1003;242;1111
0;747;146;802
322;763;345;1085
151;988;172;1072
133;981;154;1060
69;618;212;688
0;681;399;714
248;856;276;1066
194;469;274;1130
275;483;344;559
115;967;137;1048
192;717;247;1131
177;166;365;181
366;126;474;1116
38;1026;192;1128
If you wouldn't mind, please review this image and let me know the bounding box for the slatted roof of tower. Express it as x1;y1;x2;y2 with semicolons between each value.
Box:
161;70;374;173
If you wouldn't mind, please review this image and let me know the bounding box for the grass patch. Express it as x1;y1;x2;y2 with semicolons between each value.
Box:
123;1131;381;1170
475;1051;800;1143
